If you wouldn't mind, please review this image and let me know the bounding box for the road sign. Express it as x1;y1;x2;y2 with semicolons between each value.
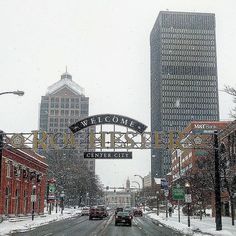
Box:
161;179;168;190
48;183;56;193
164;190;169;197
185;194;192;203
172;187;185;200
31;195;37;202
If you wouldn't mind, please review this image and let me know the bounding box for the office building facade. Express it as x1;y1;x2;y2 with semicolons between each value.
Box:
150;11;219;178
39;70;95;173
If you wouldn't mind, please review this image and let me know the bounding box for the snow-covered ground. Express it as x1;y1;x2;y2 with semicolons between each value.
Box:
1;207;235;236
0;208;81;236
144;209;236;236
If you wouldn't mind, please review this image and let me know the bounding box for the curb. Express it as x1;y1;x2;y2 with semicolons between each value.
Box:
144;213;194;236
144;213;217;236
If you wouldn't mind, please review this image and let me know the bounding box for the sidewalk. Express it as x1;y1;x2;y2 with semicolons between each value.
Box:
144;210;236;236
0;208;81;236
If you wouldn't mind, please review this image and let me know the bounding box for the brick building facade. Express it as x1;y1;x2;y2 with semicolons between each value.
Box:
171;121;230;182
170;120;236;217
0;146;47;217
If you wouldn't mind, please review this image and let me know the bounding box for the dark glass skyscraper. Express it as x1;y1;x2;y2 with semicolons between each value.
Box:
150;11;219;178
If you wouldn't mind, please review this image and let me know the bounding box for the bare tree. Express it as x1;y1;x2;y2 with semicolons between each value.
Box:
224;85;236;118
183;144;236;224
45;150;103;206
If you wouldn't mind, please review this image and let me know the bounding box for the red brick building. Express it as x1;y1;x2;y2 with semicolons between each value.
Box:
0;146;47;217
171;121;230;182
170;121;234;217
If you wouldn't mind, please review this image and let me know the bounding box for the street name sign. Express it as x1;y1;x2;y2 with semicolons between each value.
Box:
172;187;185;200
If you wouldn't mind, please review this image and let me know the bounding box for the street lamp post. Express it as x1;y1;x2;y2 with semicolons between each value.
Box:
185;182;191;227
156;191;159;215
31;185;36;221
60;190;65;215
134;175;144;189
134;175;145;210
0;91;24;198
132;181;140;191
214;131;222;231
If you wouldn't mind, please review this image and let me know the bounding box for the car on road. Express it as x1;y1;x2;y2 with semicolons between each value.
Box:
89;205;106;220
123;207;133;219
115;211;132;226
115;207;123;215
81;207;90;216
133;208;143;217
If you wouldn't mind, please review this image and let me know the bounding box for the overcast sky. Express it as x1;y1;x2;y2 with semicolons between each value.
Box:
0;0;236;187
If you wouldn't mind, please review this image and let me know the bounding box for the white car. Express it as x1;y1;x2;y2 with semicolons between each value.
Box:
81;207;90;216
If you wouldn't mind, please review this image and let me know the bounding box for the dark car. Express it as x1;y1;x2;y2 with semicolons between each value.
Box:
97;205;108;217
133;208;143;217
123;208;133;219
115;207;123;215
115;211;132;226
89;206;106;220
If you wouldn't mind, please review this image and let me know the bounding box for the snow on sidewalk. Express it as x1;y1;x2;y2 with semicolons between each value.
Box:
0;208;81;236
145;210;236;236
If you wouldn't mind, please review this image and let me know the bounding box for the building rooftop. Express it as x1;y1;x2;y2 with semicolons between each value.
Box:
46;70;85;96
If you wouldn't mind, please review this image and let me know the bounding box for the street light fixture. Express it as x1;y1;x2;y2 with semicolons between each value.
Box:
132;181;140;190
0;90;24;96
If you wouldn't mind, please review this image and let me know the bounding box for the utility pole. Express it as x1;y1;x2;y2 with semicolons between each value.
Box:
0;131;3;187
214;131;222;231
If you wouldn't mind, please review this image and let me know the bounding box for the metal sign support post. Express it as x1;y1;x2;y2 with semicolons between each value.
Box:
31;186;36;221
32;201;35;221
156;191;159;215
178;200;180;222
164;190;169;219
165;196;168;219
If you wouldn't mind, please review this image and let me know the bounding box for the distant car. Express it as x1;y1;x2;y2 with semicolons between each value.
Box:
115;207;123;215
89;206;106;220
133;208;143;217
81;207;90;216
115;211;132;226
123;207;133;219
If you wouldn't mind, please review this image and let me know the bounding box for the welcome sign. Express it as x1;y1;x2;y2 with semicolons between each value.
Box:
69;114;147;134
